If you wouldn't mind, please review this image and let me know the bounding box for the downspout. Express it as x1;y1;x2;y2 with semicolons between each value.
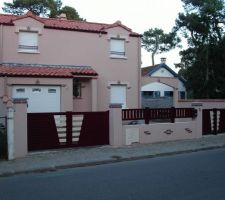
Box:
137;36;142;108
0;24;3;63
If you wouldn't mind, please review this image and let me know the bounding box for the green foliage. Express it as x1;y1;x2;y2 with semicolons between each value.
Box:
175;0;225;98
60;6;84;20
142;28;181;65
3;0;51;16
2;0;84;20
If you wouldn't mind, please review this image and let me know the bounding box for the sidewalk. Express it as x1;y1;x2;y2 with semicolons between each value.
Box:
0;134;225;177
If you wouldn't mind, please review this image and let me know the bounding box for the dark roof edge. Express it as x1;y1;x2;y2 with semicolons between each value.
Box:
1;62;92;68
146;63;186;83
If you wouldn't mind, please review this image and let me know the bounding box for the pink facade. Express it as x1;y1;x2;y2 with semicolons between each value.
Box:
0;12;141;112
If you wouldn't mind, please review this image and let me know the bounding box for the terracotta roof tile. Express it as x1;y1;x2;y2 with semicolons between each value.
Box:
0;12;140;36
0;64;98;78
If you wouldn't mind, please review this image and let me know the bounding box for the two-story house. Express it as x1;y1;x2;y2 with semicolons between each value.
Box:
0;11;141;113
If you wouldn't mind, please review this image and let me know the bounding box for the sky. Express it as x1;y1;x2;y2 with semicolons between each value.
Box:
0;0;185;71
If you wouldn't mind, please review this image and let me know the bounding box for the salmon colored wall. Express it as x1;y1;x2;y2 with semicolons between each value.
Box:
73;79;92;112
1;17;141;111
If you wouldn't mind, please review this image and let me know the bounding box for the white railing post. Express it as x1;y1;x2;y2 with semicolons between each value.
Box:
7;105;14;160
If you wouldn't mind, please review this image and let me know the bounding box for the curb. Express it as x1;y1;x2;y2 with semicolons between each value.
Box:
1;145;225;178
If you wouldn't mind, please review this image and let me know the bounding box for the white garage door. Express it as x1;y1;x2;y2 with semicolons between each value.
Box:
12;86;60;113
110;85;127;108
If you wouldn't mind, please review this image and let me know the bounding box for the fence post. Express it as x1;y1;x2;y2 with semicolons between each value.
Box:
144;107;150;124
66;111;73;145
170;107;176;123
212;108;217;135
109;103;123;146
12;99;28;159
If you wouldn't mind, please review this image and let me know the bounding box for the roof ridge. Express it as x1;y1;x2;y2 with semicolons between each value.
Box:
43;17;109;26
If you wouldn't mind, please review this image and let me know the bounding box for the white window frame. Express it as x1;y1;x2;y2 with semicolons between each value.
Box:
110;84;127;108
109;37;127;59
18;31;39;53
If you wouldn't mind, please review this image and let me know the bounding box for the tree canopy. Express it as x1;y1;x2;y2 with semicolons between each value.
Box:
141;28;181;66
175;0;225;98
2;0;84;20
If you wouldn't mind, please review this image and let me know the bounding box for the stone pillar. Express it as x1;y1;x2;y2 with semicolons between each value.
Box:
109;103;123;146
10;99;28;159
173;78;179;108
6;102;14;160
195;107;203;138
91;78;98;111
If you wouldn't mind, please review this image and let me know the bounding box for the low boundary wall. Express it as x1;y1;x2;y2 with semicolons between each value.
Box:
109;104;202;146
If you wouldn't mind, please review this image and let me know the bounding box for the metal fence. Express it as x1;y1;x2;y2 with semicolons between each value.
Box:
0;116;7;159
0;116;7;131
122;107;197;124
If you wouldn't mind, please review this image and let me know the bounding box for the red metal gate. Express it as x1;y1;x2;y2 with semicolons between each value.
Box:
202;109;225;135
27;111;109;151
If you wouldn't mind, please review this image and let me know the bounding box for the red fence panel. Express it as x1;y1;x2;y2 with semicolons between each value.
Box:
28;111;109;151
122;107;197;124
202;109;225;135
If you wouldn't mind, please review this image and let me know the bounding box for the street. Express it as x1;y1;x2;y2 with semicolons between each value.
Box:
0;148;225;200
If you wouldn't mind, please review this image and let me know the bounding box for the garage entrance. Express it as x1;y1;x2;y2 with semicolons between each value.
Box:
12;85;60;113
27;111;109;151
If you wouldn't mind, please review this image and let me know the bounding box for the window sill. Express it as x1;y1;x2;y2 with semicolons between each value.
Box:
18;50;40;54
110;55;127;59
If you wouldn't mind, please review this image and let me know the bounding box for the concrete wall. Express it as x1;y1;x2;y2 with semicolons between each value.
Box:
1;16;141;111
178;99;225;109
73;79;92;112
123;120;200;145
109;104;202;146
13;99;27;158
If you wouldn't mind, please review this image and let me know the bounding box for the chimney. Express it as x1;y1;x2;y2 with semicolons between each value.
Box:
160;57;166;64
59;13;67;20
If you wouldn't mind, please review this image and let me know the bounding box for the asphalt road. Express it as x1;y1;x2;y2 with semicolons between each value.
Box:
0;148;225;200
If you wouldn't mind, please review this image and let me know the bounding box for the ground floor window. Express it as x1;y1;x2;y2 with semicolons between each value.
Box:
110;85;127;108
142;91;160;98
73;79;82;98
179;91;186;99
164;91;173;97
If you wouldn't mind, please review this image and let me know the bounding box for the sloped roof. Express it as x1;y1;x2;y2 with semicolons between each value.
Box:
0;12;140;37
0;63;98;78
141;63;186;83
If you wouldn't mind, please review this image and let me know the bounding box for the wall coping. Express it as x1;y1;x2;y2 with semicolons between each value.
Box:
179;99;225;102
109;103;122;108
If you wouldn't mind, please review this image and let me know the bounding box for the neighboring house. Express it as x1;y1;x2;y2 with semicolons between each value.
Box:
0;11;141;113
141;58;186;108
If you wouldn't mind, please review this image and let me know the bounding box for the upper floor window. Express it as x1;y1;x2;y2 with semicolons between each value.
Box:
18;31;39;53
110;38;126;59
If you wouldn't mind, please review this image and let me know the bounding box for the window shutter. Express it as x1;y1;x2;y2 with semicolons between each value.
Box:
18;31;38;51
110;39;125;55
